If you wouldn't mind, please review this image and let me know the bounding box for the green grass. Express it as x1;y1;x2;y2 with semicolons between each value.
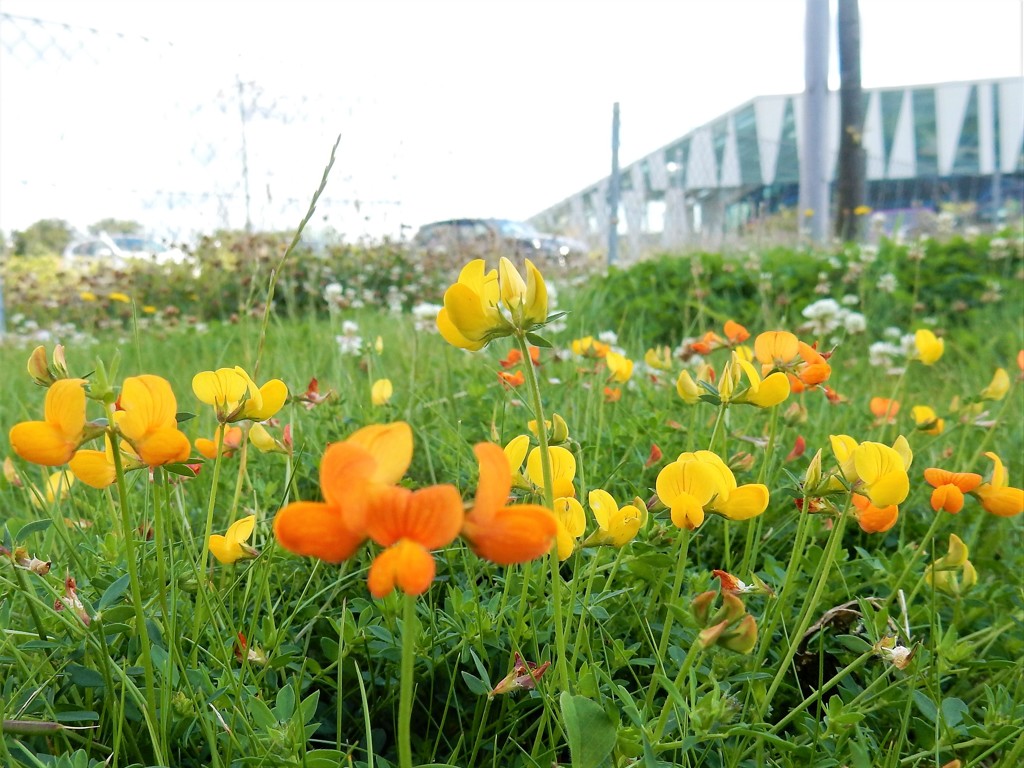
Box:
1;218;1022;768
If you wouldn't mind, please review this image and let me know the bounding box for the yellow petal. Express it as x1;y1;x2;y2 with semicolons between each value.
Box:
588;488;617;530
524;259;548;325
192;369;247;409
371;378;393;406
503;435;530;472
245;378;288;420
676;370;702;404
914;329;944;365
980;368;1009;401
444;283;502;342
44;379;88;441
436;308;486;351
68;449;117;488
499;257;528;313
714;483;769;520
347;422;413;486
227;514;257;547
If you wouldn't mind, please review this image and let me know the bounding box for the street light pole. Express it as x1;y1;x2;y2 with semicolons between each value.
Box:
608;102;621;266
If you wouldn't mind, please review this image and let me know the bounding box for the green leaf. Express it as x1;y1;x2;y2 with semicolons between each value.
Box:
66;664;105;689
460;671;490;696
559;692;617;768
275;684;296;720
54;710;99;723
526;332;552;348
912;690;938;723
941;697;969;729
15;519;52;542
162;462;198;478
97;574;131;611
175;411;197;423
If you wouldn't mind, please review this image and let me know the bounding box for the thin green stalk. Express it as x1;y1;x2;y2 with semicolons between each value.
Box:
757;497;852;718
514;331;570;692
190;430;227;665
740;403;781;574
651;638;703;743
398;594;418;768
109;439;162;761
643;528;690;714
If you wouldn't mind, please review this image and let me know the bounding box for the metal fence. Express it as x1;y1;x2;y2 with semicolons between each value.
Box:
0;12;407;245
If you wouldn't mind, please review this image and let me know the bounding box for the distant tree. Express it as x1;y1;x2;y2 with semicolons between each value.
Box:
12;218;74;257
89;218;142;235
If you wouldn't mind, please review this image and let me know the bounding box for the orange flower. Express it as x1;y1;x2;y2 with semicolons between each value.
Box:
689;330;723;356
724;320;750;344
9;379;88;466
754;331;800;368
870;397;900;424
851;493;899;533
923;468;982;514
461;443;557;565
114;375;191;467
498;370;525;388
274;422;413;563
973;452;1024;517
195;426;244;459
365;484;464;598
603;386;622;402
499;348;523;369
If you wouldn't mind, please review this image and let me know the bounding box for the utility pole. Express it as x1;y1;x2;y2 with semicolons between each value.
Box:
237;77;253;234
835;0;866;241
608;102;620;266
802;0;830;243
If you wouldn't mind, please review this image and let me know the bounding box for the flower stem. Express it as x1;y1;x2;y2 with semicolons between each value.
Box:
398;594;418;768
757;498;851;718
109;437;160;747
651;638;703;743
513;332;570;692
643;527;690;714
190;430;226;665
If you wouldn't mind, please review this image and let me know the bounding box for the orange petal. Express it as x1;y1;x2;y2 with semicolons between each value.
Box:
367;539;436;598
44;379;88;441
137;427;191;466
929;484;964;514
852;494;899;533
346;422;413;485
470;443;513;525
462;504;556;565
68;449;117;489
9;421;78;466
318;441;378;510
365;484;464;549
273;501;364;563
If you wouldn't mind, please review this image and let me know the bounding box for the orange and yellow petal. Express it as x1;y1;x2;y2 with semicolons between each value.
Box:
852;494;899;533
462;504;557;565
10;421;80;466
367;539;436;598
68;449;117;489
929;484;965;514
365;484;464;550
273;501;365;563
346;422;413;486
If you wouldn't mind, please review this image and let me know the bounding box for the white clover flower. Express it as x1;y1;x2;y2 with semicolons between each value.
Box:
843;312;867;334
859;245;879;264
841;294;859;307
876;273;898;293
336;334;363;355
323;282;344;305
598;330;618;346
341;320;360;335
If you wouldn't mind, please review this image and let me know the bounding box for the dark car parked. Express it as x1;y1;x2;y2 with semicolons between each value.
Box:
412;218;588;265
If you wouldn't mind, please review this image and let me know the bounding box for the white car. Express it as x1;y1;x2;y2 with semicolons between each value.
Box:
63;233;188;267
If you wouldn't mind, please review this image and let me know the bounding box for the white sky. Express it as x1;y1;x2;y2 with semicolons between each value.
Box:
0;0;1021;240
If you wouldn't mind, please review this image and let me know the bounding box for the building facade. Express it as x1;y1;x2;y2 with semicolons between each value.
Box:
530;78;1024;257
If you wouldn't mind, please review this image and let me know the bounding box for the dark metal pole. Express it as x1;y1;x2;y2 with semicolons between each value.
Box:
836;0;866;241
608;102;620;266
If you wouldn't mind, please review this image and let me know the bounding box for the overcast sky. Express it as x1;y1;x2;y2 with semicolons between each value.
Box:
0;0;1021;239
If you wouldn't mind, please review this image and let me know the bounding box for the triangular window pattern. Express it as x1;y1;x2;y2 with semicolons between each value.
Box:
951;86;979;175
775;98;800;184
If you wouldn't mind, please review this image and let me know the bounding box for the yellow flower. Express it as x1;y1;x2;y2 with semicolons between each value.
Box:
644;346;673;371
195;425;244;459
9;379;88;466
498;257;548;327
108;292;131;304
192;366;288;423
604;350;634;383
676;370;704;404
552;497;586;560
29;470;75;508
582;489;645;548
973;452;1024;517
209;515;260;564
114;375;191;467
830;434;913;507
925;534;977;596
914;329;944;365
655;459;721;530
911;405;945;435
853;205;873;216
436;260;514;350
526;445;577;498
142;305;157;314
371;378;393;406
571;336;610;358
68;435;145;489
731;356;791;408
79;291;97;302
979;368;1009;401
676;450;770;521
